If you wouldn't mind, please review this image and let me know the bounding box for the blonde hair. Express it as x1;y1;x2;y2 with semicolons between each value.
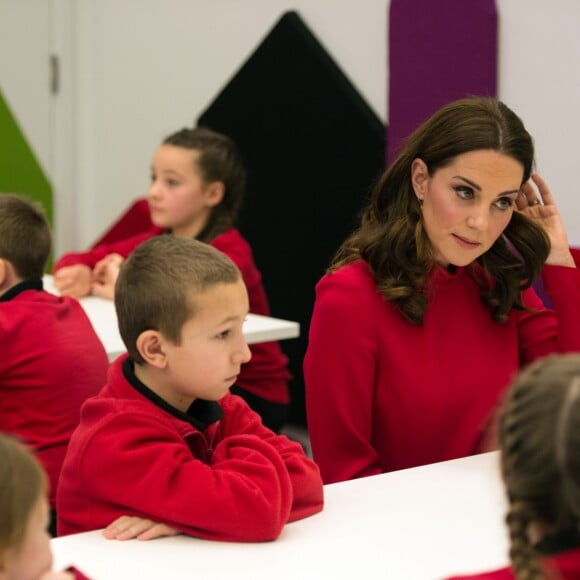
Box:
0;433;46;559
500;354;580;579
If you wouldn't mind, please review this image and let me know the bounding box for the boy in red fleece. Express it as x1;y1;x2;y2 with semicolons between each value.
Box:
57;235;323;540
0;194;109;536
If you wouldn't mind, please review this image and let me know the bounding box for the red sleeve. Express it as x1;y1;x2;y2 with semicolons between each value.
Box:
53;227;163;272
211;230;271;315
517;264;580;363
219;394;323;522
304;266;383;484
77;409;309;542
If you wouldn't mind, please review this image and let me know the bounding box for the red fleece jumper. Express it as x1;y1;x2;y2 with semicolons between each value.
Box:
57;355;323;540
0;280;109;507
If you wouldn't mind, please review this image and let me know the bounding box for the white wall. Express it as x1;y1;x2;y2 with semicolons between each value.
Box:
3;1;580;248
497;0;580;246
72;0;388;249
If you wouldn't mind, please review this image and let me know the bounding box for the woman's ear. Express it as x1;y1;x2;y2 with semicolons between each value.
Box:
204;182;225;208
136;330;167;368
411;158;430;200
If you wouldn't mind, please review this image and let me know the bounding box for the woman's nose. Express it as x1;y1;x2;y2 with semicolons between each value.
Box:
466;206;488;231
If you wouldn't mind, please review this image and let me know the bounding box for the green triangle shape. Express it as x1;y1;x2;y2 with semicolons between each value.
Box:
0;87;54;265
0;87;53;223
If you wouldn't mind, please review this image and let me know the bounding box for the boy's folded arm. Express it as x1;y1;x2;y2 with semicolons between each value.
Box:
260;435;324;521
78;418;295;542
220;396;324;521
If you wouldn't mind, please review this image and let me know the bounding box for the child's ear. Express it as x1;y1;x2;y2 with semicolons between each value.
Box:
204;182;225;208
0;258;16;293
136;330;167;368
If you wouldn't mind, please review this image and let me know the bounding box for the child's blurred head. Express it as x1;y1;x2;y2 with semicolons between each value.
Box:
0;194;51;285
148;127;246;242
499;353;580;578
115;235;250;377
0;433;53;580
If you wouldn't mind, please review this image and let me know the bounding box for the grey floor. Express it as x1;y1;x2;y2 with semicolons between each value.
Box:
280;423;312;459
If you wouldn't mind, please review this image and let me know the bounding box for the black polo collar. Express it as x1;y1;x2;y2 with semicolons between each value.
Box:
122;357;224;431
0;278;43;302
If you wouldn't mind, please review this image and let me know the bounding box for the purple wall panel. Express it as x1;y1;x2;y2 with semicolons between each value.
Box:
387;0;498;164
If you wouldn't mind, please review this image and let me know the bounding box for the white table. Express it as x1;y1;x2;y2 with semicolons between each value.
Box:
43;275;299;361
52;452;510;580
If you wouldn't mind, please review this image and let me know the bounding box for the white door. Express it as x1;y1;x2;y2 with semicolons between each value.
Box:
0;0;52;179
0;0;74;255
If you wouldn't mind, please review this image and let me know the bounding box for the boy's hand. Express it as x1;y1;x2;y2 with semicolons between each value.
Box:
102;515;181;541
92;253;124;300
53;265;93;298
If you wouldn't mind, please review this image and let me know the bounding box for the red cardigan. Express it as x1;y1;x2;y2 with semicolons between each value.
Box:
444;546;580;579
57;355;323;540
54;227;290;403
0;281;109;507
304;260;580;484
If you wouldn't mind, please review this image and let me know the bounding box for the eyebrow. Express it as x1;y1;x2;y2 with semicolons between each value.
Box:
217;312;248;326
453;176;520;197
150;164;182;175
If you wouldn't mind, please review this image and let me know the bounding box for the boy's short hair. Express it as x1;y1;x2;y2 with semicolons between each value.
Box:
115;235;241;364
0;194;51;279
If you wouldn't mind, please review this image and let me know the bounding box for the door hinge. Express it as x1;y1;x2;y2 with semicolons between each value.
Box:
49;54;59;95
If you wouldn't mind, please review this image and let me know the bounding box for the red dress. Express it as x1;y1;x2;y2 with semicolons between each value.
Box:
304;260;580;483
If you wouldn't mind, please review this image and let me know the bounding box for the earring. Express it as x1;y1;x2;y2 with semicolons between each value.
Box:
417;197;424;207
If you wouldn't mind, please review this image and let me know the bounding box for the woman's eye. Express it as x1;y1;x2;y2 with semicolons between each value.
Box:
167;179;180;187
494;197;514;211
216;330;230;340
454;186;474;200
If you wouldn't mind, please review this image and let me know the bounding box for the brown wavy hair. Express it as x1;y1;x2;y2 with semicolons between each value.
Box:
500;354;580;579
331;97;550;324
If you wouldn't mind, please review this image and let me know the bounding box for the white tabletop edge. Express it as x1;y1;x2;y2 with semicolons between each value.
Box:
42;275;300;359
